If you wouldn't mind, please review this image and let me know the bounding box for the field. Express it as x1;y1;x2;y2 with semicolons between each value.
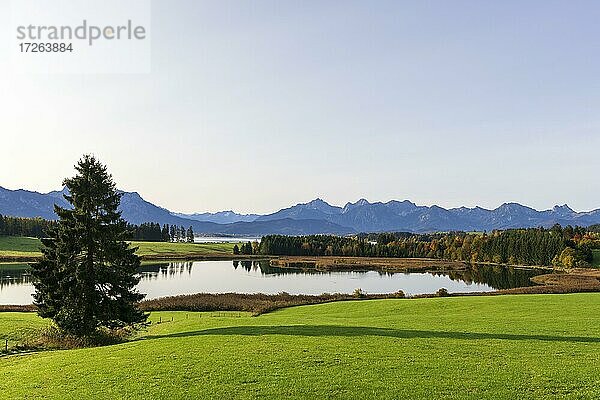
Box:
0;236;42;258
0;312;49;348
593;249;600;267
133;241;236;259
0;237;238;261
1;294;600;399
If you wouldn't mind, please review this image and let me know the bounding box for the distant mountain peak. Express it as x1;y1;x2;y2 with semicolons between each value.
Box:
123;191;143;199
342;198;372;213
295;198;341;215
553;204;574;213
496;202;534;211
306;198;329;207
387;199;416;206
498;202;519;208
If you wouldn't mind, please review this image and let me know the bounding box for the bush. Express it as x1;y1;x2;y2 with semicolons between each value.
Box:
36;326;134;349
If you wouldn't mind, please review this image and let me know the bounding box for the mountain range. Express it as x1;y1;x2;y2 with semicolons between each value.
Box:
172;211;259;224
2;186;600;235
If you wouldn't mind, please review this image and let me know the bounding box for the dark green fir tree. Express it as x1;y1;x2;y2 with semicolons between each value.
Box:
186;226;194;243
31;155;147;336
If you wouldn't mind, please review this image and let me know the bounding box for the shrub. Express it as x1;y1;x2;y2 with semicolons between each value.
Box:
36;326;133;349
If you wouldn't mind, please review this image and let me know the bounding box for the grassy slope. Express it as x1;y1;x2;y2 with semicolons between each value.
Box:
1;294;600;399
0;236;42;257
133;241;235;258
0;313;50;349
0;237;236;260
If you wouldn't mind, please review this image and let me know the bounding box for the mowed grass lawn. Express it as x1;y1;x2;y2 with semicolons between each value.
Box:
1;294;600;399
0;313;50;348
0;237;237;259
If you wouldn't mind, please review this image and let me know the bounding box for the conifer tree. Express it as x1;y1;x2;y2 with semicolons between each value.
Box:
162;224;170;242
186;226;194;243
31;155;147;336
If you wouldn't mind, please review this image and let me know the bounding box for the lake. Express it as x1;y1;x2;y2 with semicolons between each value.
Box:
0;261;544;305
0;260;544;305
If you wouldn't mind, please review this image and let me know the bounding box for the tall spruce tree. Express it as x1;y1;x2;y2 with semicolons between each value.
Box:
31;155;147;336
186;226;194;243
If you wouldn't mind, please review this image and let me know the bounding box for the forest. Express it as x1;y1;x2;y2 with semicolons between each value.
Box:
259;226;599;267
128;222;195;243
0;215;56;238
0;214;193;243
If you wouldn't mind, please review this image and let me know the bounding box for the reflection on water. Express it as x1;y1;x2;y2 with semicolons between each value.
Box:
0;264;35;305
139;262;194;277
440;264;543;291
0;264;33;287
139;260;542;290
0;260;546;305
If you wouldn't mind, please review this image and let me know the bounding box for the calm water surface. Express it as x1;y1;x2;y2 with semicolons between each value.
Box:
0;260;544;305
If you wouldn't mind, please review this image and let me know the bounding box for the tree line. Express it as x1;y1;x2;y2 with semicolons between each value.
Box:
128;222;195;243
259;225;599;267
0;214;194;243
233;241;259;255
0;215;57;237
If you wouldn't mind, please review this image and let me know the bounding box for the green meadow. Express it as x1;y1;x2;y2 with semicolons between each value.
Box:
0;236;237;260
0;236;42;258
1;294;600;399
133;240;236;258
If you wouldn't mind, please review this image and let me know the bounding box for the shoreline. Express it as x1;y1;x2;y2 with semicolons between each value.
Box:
0;254;273;263
3;284;600;314
268;256;555;273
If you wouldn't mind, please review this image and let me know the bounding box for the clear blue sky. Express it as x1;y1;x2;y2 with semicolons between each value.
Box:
1;0;599;213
